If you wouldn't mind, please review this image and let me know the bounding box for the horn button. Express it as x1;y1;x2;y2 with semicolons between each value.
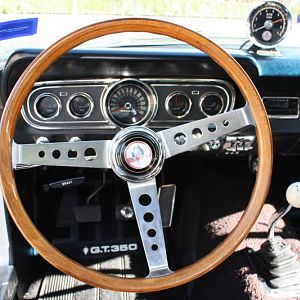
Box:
109;127;165;182
123;140;153;171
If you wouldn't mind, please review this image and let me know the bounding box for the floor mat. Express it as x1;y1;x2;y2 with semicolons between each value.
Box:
24;256;137;300
189;204;300;300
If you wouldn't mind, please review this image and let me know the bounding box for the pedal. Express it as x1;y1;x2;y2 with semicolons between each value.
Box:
74;205;101;223
0;266;18;299
158;184;176;228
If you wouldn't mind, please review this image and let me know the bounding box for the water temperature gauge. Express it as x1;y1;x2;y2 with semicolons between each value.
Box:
248;1;292;48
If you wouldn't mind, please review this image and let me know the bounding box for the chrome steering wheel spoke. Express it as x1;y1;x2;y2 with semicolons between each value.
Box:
127;178;173;278
12;140;111;169
158;105;255;158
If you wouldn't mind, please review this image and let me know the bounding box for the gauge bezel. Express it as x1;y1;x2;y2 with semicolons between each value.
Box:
66;92;94;119
101;79;158;127
33;93;62;120
247;1;292;49
165;91;192;119
199;91;225;117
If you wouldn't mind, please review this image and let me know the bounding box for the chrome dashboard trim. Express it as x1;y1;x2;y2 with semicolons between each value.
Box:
153;81;233;117
22;84;113;130
22;78;236;130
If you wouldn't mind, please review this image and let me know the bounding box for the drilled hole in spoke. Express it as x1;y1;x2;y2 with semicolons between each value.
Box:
139;194;152;206
192;128;202;139
84;148;96;161
52;150;61;159
144;213;154;222
151;244;158;251
208;123;217;132
38;151;45;158
223;120;230;127
68;150;77;159
148;229;156;237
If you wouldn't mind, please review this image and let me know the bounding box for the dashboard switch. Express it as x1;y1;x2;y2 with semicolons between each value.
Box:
223;136;255;155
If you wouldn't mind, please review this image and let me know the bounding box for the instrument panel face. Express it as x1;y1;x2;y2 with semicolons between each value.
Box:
22;79;235;130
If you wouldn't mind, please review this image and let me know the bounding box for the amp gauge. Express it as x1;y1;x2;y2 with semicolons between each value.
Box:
248;1;292;48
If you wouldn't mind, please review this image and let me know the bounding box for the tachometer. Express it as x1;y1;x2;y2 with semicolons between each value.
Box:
103;79;157;127
248;1;291;48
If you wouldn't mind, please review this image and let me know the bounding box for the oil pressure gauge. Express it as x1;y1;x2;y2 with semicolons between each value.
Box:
248;1;292;48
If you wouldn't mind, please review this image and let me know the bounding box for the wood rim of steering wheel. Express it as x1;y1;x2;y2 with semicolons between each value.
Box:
0;18;272;293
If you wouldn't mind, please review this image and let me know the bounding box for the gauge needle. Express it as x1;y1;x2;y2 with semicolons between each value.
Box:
253;25;266;32
273;19;283;24
113;105;126;113
253;19;283;32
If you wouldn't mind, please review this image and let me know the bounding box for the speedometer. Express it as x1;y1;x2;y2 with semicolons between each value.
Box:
103;79;157;127
248;1;291;48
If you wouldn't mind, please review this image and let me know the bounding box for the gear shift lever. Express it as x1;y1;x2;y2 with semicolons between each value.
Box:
258;183;300;293
268;182;300;241
286;182;300;208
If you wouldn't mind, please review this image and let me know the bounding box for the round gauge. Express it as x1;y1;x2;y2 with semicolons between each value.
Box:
199;92;224;116
166;92;192;118
67;93;94;118
34;93;61;120
248;1;292;48
104;80;157;127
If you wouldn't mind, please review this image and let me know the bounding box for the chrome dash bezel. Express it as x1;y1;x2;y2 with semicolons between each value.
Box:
66;92;95;119
165;91;192;119
22;78;236;130
199;91;225;117
101;78;158;128
33;93;62;120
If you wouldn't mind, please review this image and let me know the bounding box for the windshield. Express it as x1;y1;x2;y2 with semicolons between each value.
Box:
0;0;300;61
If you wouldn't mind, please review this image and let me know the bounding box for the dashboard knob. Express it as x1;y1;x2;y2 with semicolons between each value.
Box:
286;182;300;208
36;137;49;144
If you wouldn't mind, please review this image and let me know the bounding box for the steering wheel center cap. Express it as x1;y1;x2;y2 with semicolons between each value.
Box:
109;127;165;182
124;140;153;170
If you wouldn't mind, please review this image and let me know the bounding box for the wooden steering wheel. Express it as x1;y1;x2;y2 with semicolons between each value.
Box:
0;19;272;293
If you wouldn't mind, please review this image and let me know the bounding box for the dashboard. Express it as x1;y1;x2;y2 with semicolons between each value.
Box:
1;45;300;157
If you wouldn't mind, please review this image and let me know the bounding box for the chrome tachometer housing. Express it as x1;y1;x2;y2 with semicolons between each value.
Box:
248;1;292;49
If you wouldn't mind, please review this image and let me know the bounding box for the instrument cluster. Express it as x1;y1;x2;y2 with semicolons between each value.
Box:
22;79;235;130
